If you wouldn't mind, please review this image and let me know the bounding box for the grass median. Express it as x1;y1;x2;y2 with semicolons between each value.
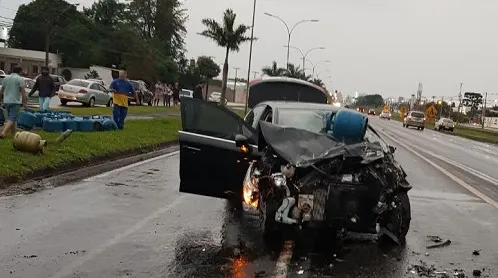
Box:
0;117;181;184
53;105;180;116
389;112;498;144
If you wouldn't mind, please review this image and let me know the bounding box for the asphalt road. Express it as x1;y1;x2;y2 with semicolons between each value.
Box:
1;121;497;277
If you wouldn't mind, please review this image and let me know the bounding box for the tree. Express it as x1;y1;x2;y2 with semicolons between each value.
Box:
310;78;324;87
355;94;384;107
283;63;310;80
84;69;100;79
262;61;285;76
197;56;221;99
199;9;252;106
462;92;483;120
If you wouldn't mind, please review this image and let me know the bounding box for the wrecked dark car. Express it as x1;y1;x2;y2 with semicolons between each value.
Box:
178;97;411;244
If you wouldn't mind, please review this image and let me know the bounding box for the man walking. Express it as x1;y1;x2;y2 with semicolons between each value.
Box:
29;66;55;111
109;70;137;130
193;81;205;100
0;66;27;139
172;81;181;105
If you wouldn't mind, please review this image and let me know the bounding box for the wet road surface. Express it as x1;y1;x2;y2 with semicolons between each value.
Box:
1;128;497;277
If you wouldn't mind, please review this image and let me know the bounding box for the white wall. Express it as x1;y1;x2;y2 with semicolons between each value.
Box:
484;117;498;129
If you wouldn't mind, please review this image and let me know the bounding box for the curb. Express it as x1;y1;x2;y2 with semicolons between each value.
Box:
0;140;179;190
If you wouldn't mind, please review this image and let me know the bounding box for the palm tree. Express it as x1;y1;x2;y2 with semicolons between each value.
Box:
310;78;324;87
199;9;252;105
284;63;310;81
262;61;286;76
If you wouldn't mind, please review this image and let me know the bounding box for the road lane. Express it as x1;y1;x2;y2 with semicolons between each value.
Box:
0;136;497;277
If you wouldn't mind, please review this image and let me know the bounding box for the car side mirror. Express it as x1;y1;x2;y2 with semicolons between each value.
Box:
235;134;251;154
389;145;396;154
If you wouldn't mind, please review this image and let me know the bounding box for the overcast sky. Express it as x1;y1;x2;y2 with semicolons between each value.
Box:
2;0;498;100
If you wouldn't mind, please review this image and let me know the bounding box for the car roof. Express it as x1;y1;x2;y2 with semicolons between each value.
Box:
257;101;341;112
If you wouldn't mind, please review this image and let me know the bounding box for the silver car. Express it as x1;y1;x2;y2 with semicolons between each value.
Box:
403;111;426;130
435;117;455;132
58;79;113;107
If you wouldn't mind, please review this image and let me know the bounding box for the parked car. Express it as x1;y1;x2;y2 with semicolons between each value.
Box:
403;111;425;130
435;117;455;132
208;92;227;105
58;79;113;107
35;74;67;91
180;89;193;99
368;109;376;115
129;80;153;106
178;98;412;245
379;110;391;120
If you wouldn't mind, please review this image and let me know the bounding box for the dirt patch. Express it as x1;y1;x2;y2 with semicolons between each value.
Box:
0;141;178;196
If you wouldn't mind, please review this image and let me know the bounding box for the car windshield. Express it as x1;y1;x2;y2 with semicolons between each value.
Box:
180;90;191;96
277;108;330;134
382;111;390;114
411;112;424;118
443;119;453;123
67;79;90;87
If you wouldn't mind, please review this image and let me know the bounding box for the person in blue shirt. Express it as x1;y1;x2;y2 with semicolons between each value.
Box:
109;70;138;129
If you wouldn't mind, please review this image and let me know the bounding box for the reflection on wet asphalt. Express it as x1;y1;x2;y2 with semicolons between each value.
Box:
0;120;497;277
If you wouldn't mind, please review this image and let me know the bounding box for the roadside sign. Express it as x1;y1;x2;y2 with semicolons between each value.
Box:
400;105;407;120
383;105;389;111
426;105;437;120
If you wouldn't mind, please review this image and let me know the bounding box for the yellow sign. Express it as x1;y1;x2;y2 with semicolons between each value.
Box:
400;105;407;120
426;105;437;119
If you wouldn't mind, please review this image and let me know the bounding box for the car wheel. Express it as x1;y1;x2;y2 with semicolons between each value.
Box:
421;127;424;131
259;194;281;243
87;97;95;107
402;124;405;127
449;128;454;132
60;99;68;106
381;191;411;245
106;98;113;107
405;125;409;128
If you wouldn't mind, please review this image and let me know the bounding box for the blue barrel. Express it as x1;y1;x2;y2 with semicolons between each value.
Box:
61;118;78;131
331;109;368;143
77;117;96;132
17;111;37;130
102;119;118;131
42;118;64;132
0;107;5;126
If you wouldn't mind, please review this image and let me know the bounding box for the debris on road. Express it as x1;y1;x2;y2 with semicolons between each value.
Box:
453;269;465;278
408;261;437;276
254;270;267;277
472;250;480;256
23;255;38;259
426;235;452;249
473;269;482;276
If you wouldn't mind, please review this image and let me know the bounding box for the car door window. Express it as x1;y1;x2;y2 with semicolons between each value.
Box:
244;105;266;128
181;98;255;142
97;84;108;92
90;84;100;90
364;126;389;153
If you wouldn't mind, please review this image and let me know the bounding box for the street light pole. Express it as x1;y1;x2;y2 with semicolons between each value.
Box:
284;45;325;70
244;0;257;115
265;13;318;70
482;92;487;129
307;60;330;77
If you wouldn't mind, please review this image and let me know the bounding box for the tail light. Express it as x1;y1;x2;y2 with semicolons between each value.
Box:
79;89;87;94
407;116;412;120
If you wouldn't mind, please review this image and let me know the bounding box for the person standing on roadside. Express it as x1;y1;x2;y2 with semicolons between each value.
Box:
0;66;28;139
172;81;181;106
164;84;172;107
193;81;204;100
154;81;162;106
29;66;55;111
109;70;137;130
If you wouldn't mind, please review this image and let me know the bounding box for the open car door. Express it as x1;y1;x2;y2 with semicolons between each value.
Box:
179;98;258;199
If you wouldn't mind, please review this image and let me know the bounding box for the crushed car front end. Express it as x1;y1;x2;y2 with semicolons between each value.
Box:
243;114;411;244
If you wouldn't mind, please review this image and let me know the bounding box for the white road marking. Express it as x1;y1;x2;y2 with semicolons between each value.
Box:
82;151;179;181
376;128;498;210
274;240;294;278
49;196;185;278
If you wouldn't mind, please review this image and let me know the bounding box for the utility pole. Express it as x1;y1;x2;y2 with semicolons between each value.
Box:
482;92;487;129
252;71;259;79
438;97;443;119
244;0;257;114
457;82;463;113
233;67;240;99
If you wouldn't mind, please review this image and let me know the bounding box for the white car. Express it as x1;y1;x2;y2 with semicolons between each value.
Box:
58;79;113;107
208;92;227;105
379;110;391;120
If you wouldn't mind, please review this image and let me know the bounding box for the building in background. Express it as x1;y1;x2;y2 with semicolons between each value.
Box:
0;47;61;77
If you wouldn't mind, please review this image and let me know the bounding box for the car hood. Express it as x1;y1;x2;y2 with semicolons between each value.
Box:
257;121;385;168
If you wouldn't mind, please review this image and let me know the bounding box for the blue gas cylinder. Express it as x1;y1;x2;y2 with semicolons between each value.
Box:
0;107;5;126
17;110;37;130
331;109;368;143
102;119;118;131
42;118;64;132
61;118;78;131
77;117;96;132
